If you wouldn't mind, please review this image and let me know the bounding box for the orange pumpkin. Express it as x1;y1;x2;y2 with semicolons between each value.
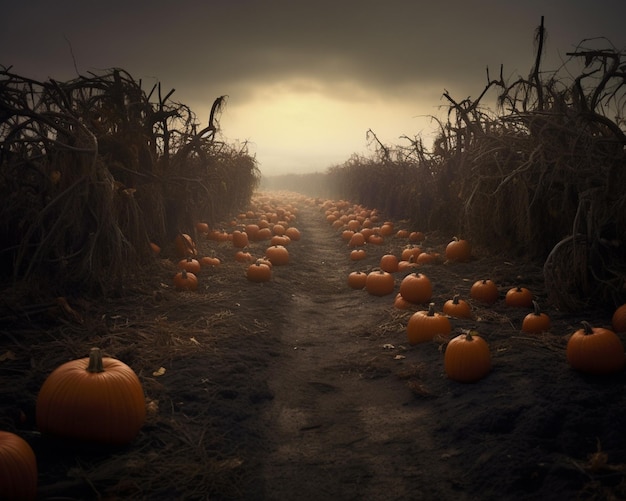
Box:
0;431;38;501
444;331;491;383
399;272;432;304
178;257;201;274
470;279;499;304
445;237;471;262
234;251;254;263
265;245;289;266
284;226;301;241
246;262;272;282
347;271;368;290
566;321;625;375
505;286;533;308
199;256;221;267
379;254;399;273
350;249;367;261
522;301;551;334
232;230;250;248
173;269;198;291
365;269;395;296
612;304;626;333
36;347;146;445
174;233;197;257
407;303;451;344
409;231;425;243
443;295;472;319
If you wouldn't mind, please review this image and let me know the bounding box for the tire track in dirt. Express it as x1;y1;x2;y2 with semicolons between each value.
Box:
259;203;464;501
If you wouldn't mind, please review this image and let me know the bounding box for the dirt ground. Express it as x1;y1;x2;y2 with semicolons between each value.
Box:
2;191;626;501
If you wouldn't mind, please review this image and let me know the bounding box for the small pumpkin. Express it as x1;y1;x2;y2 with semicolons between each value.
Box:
195;222;209;234
443;294;472;319
36;347;146;445
409;231;425;243
174;232;197;257
173;269;198;291
350;249;367;261
246;262;272;283
522;301;551;334
200;256;221;267
444;330;492;383
399;272;432;304
0;431;38;501
284;226;301;241
445;237;471;262
393;293;414;310
234;250;254;263
265;245;289;266
348;232;366;247
379;254;399;273
566;321;625;375
401;246;422;261
178;257;201;274
612;304;626;333
505;286;533;308
407;303;451;344
347;271;368;290
365;269;395;296
416;252;437;265
232;229;250;248
470;279;499;304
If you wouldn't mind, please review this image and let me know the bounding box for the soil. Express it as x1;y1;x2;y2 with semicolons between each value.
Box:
2;191;626;501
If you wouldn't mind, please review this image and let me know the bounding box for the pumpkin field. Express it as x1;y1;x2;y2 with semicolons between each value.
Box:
2;27;626;500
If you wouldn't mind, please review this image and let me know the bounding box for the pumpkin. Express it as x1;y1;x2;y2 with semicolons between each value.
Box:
245;223;260;241
612;304;626;333
367;234;384;245
566;321;625;375
350;249;367;261
265;245;289;266
284;226;301;241
393;293;414;310
416;252;437;265
232;230;249;248
409;231;425;243
365;269;395;296
347;271;368;290
149;242;161;256
36;347;146;445
272;223;286;236
256;227;273;240
270;235;291;246
379;222;395;236
396;229;409;238
195;222;209;234
199;256;221;267
470;279;499;304
445;237;471;262
444;330;492;383
522;301;551;334
246;262;272;282
399;272;432;304
407;303;451;344
173;269;198;291
174;233;197;257
178;257;201;274
401;246;422;261
379;254;399;273
398;257;419;272
505;286;533;308
348;232;366;247
443;294;472;319
0;431;38;501
234;250;254;263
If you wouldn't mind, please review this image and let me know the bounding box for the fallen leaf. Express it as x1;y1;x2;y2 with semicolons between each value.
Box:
152;367;166;377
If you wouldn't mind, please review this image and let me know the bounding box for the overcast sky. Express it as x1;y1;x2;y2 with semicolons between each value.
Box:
2;1;625;175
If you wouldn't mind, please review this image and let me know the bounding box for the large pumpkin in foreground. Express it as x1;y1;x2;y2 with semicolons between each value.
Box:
37;348;146;445
0;431;37;500
566;322;625;375
444;330;492;383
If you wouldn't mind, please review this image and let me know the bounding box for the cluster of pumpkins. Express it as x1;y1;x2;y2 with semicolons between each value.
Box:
319;198;626;385
150;196;303;289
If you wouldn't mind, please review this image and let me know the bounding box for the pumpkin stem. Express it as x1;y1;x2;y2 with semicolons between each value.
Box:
452;294;460;304
87;347;105;373
427;302;436;316
581;321;594;335
532;300;541;315
465;330;477;341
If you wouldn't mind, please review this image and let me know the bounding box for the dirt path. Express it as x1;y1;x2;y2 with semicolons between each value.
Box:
258;204;464;500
